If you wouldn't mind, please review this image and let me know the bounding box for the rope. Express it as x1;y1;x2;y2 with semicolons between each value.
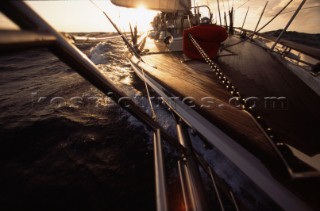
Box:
139;59;157;120
90;0;156;119
90;0;141;59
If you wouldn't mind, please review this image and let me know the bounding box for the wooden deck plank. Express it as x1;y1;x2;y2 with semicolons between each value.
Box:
140;41;279;166
141;37;169;53
218;36;320;155
136;35;320;210
141;36;320;157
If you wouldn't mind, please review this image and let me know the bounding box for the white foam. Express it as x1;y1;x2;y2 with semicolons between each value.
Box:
89;42;113;64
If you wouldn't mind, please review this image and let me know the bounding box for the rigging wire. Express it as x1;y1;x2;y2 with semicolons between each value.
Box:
222;0;226;14
224;0;249;19
236;0;250;10
222;0;314;53
222;0;247;20
269;5;320;16
240;7;249;30
253;1;268;35
256;0;293;33
90;0;157;120
140;64;157;120
90;0;141;59
233;0;245;6
217;0;223;26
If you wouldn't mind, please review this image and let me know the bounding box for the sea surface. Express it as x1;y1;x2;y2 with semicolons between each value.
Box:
0;33;278;211
0;35;160;211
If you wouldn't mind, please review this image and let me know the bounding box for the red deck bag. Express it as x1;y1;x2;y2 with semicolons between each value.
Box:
183;24;228;59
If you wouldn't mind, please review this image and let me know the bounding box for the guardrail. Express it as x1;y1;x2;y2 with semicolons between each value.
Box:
0;2;241;211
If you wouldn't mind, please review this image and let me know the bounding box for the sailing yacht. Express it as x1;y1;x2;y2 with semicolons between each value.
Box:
111;0;320;210
1;0;320;210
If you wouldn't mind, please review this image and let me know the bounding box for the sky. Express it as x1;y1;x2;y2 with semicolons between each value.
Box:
0;0;158;32
0;0;319;33
198;0;320;33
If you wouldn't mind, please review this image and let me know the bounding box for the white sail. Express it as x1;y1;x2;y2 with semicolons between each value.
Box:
110;0;191;12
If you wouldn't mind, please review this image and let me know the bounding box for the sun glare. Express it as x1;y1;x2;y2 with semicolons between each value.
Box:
137;4;146;10
116;5;157;33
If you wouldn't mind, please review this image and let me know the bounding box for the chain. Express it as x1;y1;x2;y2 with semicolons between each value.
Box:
187;33;319;178
188;33;245;105
188;33;279;138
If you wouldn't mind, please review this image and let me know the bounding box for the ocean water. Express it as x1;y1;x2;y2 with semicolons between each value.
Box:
0;34;279;211
0;36;162;211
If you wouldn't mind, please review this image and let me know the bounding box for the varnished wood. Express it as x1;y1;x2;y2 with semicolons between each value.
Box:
218;36;320;155
134;36;320;209
140;40;279;164
140;36;320;156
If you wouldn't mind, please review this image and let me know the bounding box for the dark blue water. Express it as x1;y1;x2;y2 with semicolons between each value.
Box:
0;37;164;211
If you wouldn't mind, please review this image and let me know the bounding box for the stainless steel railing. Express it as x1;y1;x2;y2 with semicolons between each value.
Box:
0;2;241;211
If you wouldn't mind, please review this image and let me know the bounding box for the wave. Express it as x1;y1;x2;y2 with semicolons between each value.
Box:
89;40;127;65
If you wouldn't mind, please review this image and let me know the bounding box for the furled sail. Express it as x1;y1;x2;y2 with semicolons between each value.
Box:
110;0;191;12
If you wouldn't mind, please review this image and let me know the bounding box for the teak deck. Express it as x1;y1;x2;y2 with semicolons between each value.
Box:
140;37;320;156
131;35;320;208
